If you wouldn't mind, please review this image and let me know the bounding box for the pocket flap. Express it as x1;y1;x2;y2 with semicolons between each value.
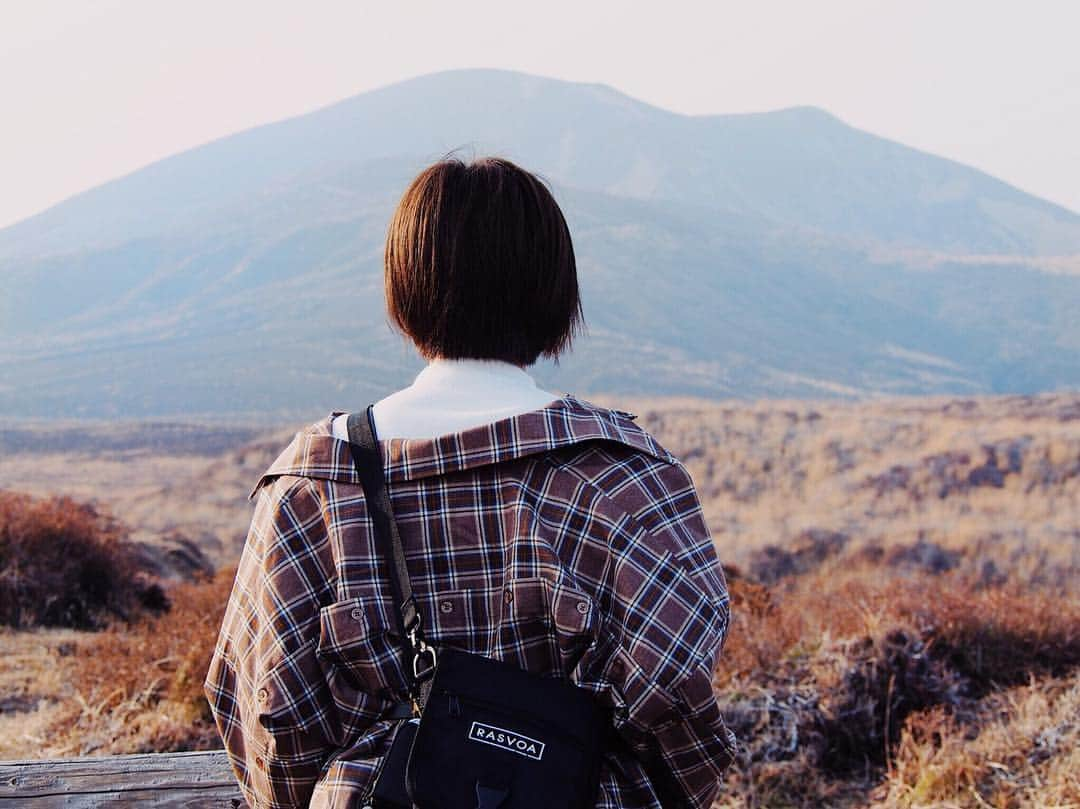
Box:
255;637;325;733
551;580;596;636
318;597;368;653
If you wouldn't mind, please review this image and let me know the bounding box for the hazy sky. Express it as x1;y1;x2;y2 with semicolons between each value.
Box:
2;1;1078;231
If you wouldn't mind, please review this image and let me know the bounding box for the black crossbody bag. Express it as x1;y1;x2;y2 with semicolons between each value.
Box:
347;406;611;809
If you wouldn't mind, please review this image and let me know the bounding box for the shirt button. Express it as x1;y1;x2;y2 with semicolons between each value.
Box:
439;601;454;614
350;606;364;622
256;687;269;702
576;601;590;614
504;589;514;604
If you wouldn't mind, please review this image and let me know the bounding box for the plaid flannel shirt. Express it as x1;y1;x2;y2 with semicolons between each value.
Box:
204;393;736;808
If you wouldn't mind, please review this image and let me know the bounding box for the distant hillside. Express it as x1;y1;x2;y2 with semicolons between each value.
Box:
2;68;1078;418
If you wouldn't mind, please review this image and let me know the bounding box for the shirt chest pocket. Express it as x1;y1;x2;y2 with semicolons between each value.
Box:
427;576;598;678
317;584;411;702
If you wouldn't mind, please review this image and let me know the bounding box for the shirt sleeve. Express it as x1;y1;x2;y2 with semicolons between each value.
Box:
595;459;736;808
204;476;341;809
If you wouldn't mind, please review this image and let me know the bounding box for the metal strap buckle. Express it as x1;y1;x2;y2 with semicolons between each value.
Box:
412;638;437;680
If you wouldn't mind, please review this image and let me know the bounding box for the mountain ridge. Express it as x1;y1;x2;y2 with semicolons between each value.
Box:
4;67;1078;259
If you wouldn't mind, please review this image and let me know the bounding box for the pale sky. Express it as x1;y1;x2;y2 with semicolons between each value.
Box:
1;0;1078;231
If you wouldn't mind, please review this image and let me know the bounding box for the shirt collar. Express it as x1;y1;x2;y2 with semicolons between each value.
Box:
248;393;674;500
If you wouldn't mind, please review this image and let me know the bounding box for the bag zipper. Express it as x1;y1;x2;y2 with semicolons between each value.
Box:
359;718;414;807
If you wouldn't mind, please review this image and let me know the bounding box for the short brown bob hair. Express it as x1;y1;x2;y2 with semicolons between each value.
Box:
384;155;585;366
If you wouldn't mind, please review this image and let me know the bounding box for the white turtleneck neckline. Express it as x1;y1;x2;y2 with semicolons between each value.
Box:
331;358;563;440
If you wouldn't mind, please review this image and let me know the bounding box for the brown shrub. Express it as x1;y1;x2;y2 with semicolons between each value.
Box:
892;581;1080;693
0;490;167;629
814;628;966;775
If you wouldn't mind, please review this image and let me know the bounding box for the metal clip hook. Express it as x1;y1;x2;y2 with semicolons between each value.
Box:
412;638;437;680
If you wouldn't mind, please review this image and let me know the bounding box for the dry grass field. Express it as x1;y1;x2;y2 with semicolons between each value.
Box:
1;392;1078;807
0;420;291;575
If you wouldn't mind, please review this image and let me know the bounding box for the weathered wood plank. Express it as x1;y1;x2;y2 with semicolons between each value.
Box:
0;750;247;808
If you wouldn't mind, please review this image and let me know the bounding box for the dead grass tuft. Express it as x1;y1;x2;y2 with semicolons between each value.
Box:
61;566;236;755
0;565;235;758
881;676;1080;808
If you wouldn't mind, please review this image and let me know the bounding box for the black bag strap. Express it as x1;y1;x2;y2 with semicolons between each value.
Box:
346;405;437;706
346;406;417;635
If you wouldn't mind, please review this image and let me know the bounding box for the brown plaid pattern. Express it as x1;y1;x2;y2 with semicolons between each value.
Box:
204;393;736;808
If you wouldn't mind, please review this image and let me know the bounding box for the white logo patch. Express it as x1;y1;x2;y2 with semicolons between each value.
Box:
467;721;546;761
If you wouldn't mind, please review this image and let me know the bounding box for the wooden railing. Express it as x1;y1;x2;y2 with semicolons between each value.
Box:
0;750;245;807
